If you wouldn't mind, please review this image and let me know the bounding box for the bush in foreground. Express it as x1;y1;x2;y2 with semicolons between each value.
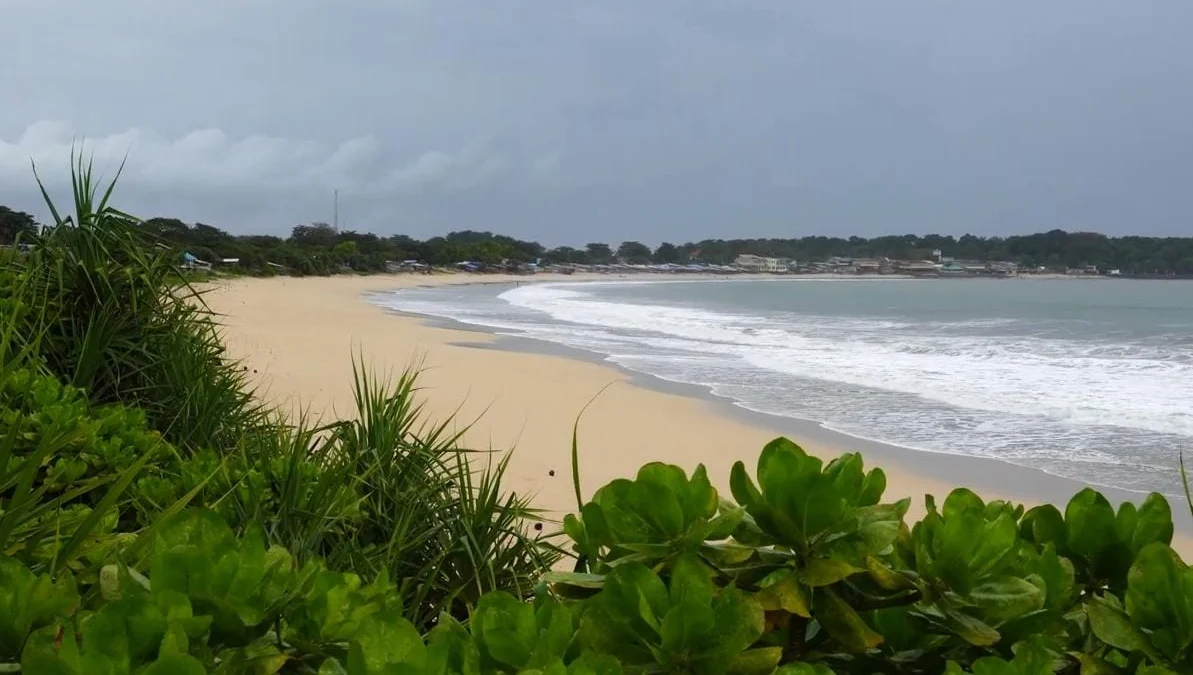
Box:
1;440;1190;674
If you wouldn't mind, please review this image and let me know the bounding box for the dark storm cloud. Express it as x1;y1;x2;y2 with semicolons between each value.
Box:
2;0;1192;243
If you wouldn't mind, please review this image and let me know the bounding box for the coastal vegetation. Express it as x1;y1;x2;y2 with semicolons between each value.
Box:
2;155;1193;674
5;202;1193;276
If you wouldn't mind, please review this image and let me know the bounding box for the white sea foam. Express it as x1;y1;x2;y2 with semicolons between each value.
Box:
372;281;1193;494
499;284;1193;439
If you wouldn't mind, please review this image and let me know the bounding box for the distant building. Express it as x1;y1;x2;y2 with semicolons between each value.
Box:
850;258;883;274
733;254;786;273
896;260;938;276
385;260;428;273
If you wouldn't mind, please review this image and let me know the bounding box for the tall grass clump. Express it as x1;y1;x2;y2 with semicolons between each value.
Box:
320;362;559;628
2;150;267;452
177;361;561;630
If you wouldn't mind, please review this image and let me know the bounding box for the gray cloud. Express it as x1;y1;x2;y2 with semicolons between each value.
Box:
2;0;1192;244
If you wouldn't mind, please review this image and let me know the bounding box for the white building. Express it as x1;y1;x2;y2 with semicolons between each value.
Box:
733;254;786;273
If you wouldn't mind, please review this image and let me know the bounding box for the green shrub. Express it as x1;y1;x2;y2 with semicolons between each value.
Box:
4;461;1190;675
0;152;268;452
0;360;556;637
0;364;159;574
554;438;1188;674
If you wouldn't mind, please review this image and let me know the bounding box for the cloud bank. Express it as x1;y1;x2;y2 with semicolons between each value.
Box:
2;0;1192;242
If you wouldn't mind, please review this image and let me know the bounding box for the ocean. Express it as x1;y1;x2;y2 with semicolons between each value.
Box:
369;277;1193;496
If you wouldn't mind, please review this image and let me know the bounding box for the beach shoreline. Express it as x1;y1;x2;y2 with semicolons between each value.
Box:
204;272;1193;547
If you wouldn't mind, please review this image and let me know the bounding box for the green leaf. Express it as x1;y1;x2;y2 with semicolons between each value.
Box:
600;563;669;634
567;651;623;675
1066;489;1119;560
709;588;766;663
1131;494;1174;554
597;479;684;542
1070;652;1123;674
472;593;537;670
1020;504;1066;549
542;572;605;590
854;503;904;556
864;556;911;591
659;603;715;656
1031;544;1077;609
755;572;810;618
346;610;426;675
592;481;654;543
706;507;745;541
727;647;783;675
1087;596;1153;657
943;488;986;522
858;467;886;506
970;513;1020;581
529;600;577;669
729;461;763;510
635;463;707;534
1124;542;1193;660
815;587;882;653
427;615;482;675
799;558;860;587
669;555;713;607
968;576;1046;625
940;610;1001;647
1008;635;1060;675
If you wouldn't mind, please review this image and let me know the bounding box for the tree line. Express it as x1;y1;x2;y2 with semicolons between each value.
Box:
3;204;1193;275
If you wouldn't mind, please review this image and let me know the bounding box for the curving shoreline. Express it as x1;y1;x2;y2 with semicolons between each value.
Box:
204;272;1193;551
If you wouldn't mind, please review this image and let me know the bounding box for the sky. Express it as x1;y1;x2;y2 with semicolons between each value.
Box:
2;0;1192;244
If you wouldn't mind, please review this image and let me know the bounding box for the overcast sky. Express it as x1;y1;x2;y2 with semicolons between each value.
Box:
2;1;1192;244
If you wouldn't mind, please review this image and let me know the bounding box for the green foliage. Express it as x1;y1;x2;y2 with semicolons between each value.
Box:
32;206;1193;276
149;509;311;647
0;205;38;244
551;437;1190;674
581;557;769;675
0;364;158;573
1086;542;1193;671
315;363;557;629
4;412;1193;675
941;636;1062;674
1019;489;1172;593
2;151;268;452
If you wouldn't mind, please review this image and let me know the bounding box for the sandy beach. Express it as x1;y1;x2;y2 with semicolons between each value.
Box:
204;273;1193;545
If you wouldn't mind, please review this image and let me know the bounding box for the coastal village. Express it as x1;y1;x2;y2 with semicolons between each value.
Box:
528;252;1115;278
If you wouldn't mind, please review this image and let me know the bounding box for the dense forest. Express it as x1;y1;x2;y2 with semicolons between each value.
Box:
3;203;1193;275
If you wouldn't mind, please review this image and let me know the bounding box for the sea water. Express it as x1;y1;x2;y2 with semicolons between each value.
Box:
370;278;1193;495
